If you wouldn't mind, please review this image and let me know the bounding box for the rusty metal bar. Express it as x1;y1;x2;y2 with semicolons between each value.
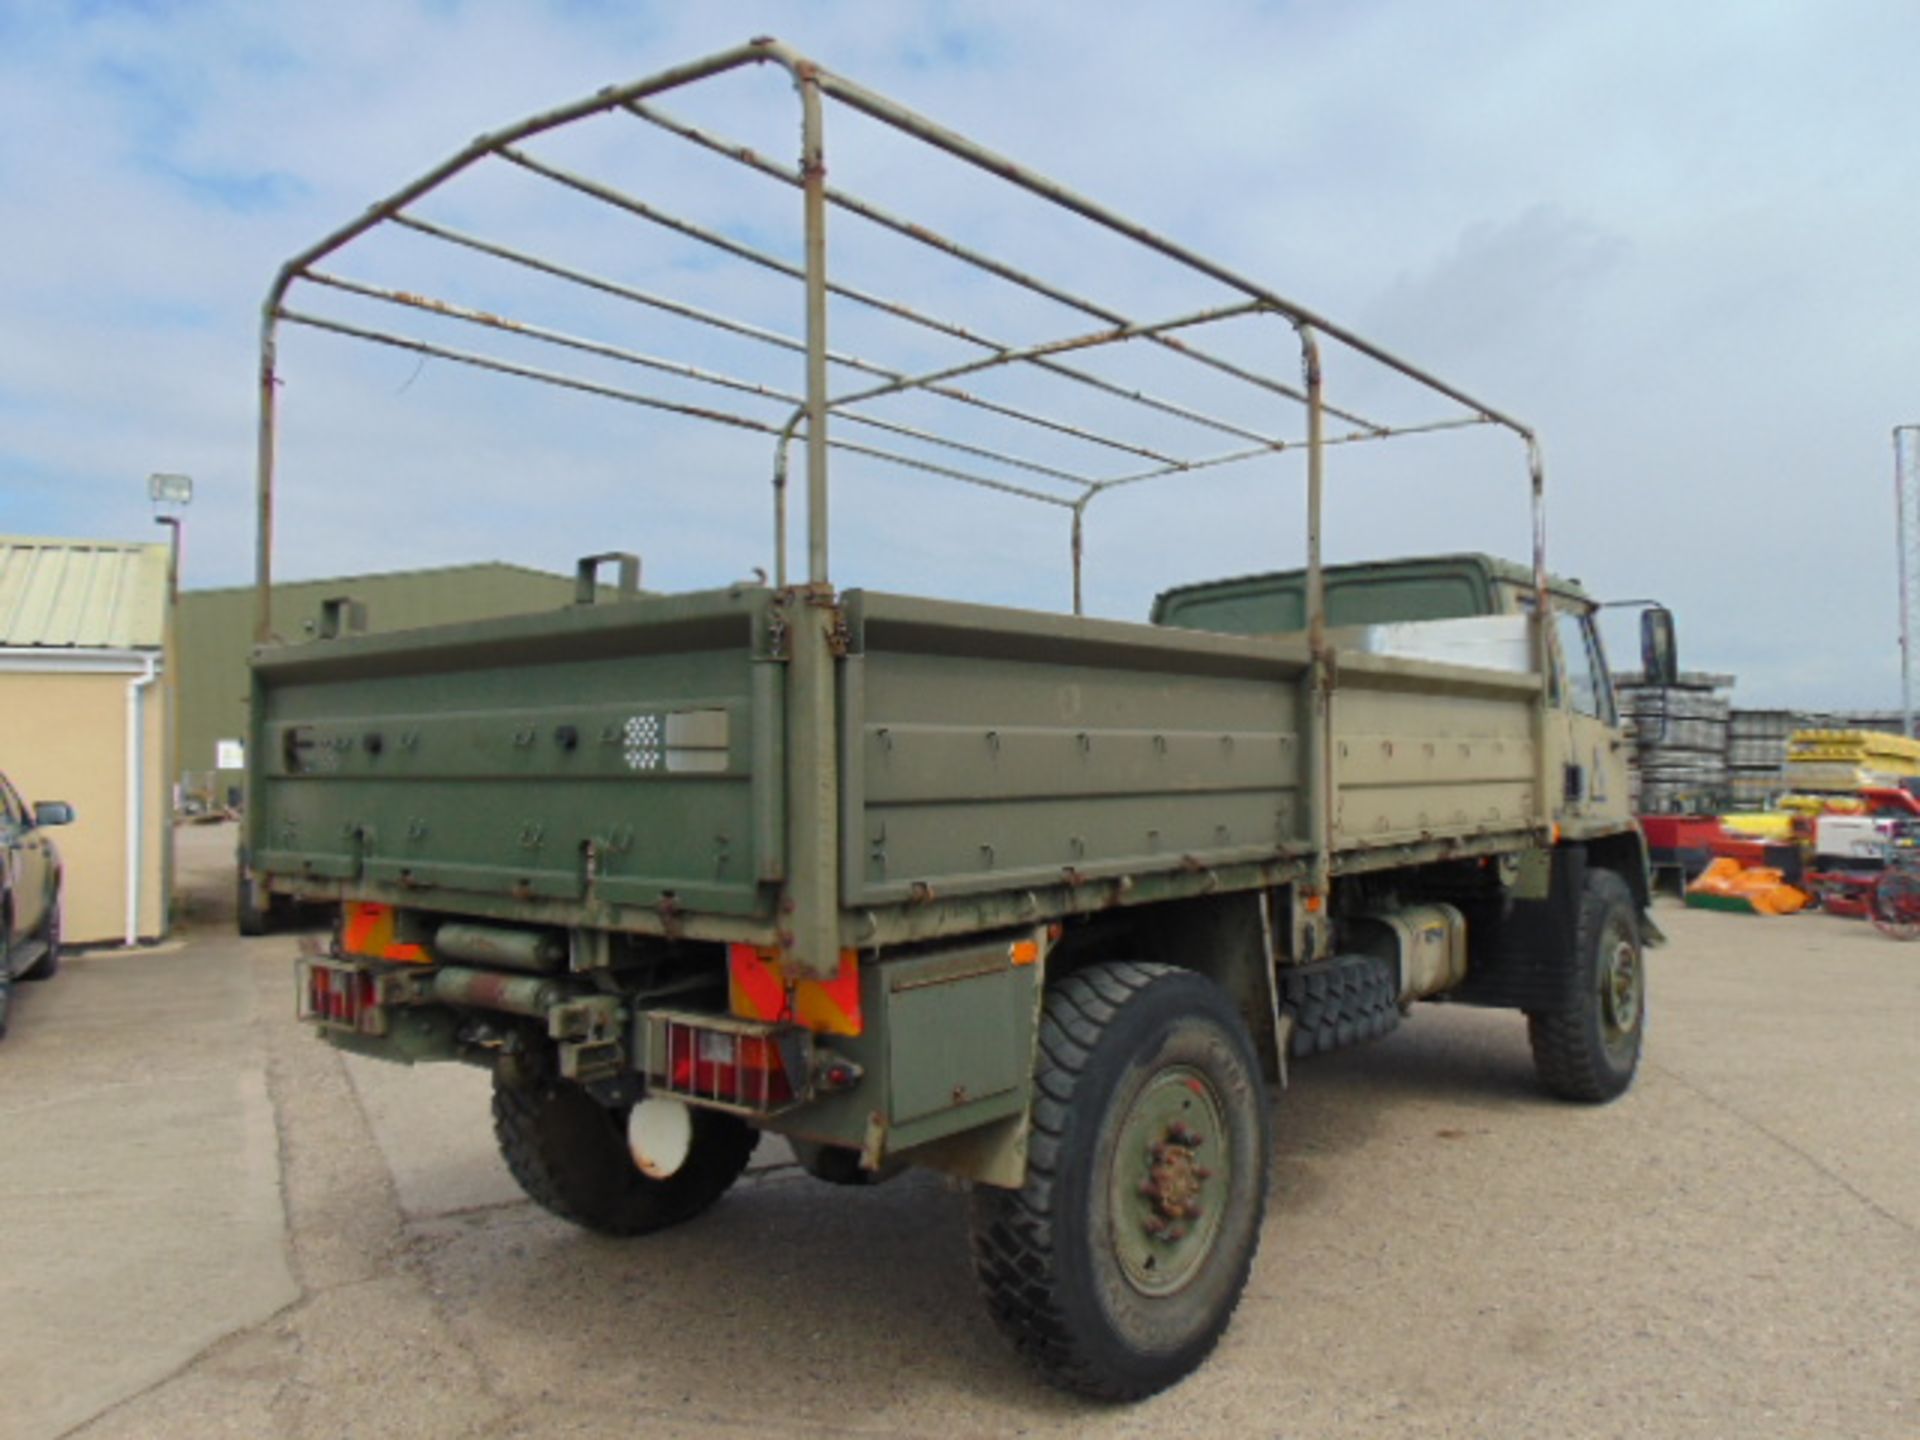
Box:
785;59;842;982
821;435;1079;507
254;314;279;645
1070;499;1087;616
1298;323;1332;961
826;301;1266;410
1090;416;1493;495
1528;434;1554;839
624;98;1388;434
304;271;799;403
277;309;785;432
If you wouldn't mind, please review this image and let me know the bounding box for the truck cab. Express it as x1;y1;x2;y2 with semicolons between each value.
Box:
1155;552;1634;841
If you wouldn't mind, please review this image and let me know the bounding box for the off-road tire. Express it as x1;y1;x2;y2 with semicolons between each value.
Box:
1280;952;1399;1057
969;961;1270;1401
492;1058;757;1236
23;897;60;981
1528;868;1645;1103
236;870;274;937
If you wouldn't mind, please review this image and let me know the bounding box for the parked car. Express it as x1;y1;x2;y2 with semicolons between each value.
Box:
0;772;71;1039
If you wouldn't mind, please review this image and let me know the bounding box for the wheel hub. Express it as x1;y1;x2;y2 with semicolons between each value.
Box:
1140;1123;1211;1237
1602;935;1641;1034
1110;1069;1229;1295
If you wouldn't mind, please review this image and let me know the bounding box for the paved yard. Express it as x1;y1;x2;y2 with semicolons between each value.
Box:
2;821;1913;1439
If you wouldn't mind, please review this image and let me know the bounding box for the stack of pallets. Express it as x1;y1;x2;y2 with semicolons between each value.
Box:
1724;710;1910;808
1616;671;1734;813
1727;709;1798;808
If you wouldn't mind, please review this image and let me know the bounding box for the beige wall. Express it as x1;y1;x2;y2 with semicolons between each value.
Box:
0;664;168;945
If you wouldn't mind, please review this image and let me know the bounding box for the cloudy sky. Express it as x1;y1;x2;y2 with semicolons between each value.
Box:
3;0;1915;708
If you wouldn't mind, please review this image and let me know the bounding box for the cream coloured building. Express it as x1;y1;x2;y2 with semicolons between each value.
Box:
0;537;172;946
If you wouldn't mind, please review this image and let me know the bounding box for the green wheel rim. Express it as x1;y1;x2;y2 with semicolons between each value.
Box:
1599;914;1642;1049
1109;1064;1229;1297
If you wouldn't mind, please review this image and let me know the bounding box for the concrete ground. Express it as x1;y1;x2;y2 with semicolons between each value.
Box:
1;820;1913;1440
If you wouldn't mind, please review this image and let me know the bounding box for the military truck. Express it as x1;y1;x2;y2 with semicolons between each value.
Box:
251;39;1675;1400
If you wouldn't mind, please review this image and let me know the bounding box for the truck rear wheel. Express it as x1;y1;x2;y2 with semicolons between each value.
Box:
236;870;276;936
1528;868;1645;1103
492;1059;757;1236
969;961;1270;1401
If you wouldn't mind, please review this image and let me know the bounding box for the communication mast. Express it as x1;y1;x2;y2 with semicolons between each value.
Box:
1898;425;1920;737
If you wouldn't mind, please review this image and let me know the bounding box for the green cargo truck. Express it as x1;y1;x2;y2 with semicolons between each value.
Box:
251;40;1676;1400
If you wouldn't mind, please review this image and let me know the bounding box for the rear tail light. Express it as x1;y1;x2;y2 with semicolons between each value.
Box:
645;1011;807;1115
301;959;385;1035
668;1026;792;1106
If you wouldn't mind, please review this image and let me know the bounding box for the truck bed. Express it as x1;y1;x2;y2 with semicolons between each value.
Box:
252;587;1543;944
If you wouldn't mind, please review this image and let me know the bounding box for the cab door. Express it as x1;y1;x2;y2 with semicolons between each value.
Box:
1552;606;1630;830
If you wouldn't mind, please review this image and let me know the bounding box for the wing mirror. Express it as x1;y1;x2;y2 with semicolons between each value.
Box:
1639;606;1678;689
33;801;75;827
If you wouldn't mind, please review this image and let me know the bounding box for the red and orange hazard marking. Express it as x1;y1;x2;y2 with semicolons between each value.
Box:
728;944;863;1037
340;902;429;963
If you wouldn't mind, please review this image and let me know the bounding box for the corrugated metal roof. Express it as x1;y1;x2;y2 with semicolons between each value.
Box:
0;535;170;649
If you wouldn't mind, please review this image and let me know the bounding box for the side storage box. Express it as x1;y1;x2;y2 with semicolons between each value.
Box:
761;933;1043;1180
883;944;1034;1131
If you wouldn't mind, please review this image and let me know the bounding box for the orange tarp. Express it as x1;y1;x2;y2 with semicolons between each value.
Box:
1685;857;1811;916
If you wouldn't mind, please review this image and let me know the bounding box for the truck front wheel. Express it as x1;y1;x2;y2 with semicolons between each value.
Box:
492;1057;757;1236
969;961;1270;1400
1528;868;1646;1103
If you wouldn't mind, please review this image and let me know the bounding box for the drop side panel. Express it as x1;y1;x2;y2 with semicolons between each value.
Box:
840;592;1309;907
249;589;782;922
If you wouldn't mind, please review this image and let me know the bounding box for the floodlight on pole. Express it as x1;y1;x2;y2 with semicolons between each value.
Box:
148;472;194;507
147;471;192;602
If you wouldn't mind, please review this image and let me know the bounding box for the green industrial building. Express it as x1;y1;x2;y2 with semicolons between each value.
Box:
177;562;577;803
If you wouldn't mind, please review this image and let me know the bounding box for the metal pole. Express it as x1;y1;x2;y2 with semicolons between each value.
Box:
1298;324;1330;963
780;62;841;982
1070;497;1088;616
799;70;831;585
153;512;182;913
254;315;279;645
1527;434;1555;835
1896;426;1919;738
772;415;803;591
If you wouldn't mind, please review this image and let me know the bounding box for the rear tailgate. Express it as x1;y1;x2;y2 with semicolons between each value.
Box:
247;587;783;925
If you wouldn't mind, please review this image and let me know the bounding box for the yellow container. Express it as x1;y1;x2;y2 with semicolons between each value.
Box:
1719;812;1794;840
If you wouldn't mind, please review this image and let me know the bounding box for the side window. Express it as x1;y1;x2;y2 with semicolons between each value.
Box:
1554;610;1613;722
1582;613;1617;724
